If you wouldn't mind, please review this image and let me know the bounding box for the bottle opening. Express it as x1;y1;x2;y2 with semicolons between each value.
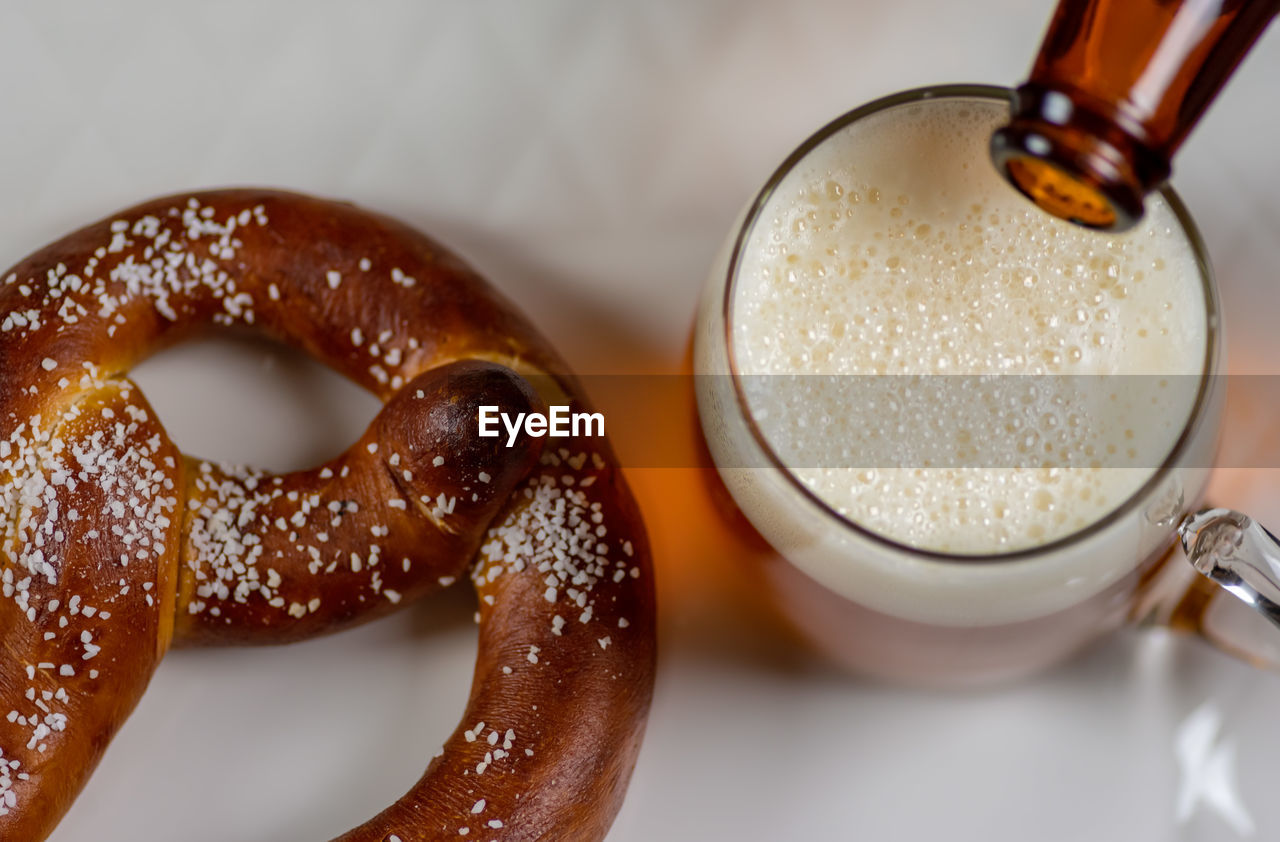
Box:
1004;156;1118;230
990;88;1160;234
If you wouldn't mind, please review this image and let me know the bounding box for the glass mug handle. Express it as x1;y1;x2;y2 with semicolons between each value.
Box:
1136;508;1280;669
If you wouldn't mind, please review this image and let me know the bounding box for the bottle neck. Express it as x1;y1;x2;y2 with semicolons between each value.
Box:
992;0;1280;232
990;84;1171;232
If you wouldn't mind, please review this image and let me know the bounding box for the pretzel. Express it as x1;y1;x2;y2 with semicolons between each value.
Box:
0;189;656;841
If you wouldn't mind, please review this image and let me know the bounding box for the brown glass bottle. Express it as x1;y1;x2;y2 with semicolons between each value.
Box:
991;0;1280;231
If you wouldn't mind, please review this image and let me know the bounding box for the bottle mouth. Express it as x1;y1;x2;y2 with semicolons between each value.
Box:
990;86;1168;234
1002;155;1121;230
991;126;1142;232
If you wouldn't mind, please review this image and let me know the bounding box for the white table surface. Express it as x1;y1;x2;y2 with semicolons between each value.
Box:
3;1;1280;840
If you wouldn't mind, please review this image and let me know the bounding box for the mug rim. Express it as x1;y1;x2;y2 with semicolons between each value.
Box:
720;82;1222;566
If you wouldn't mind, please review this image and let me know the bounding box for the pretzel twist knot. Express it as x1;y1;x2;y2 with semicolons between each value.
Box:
0;190;656;841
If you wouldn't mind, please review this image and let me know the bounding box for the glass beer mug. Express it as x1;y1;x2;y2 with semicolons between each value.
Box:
692;84;1280;686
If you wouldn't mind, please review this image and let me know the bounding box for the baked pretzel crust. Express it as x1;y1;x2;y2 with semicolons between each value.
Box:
0;190;656;840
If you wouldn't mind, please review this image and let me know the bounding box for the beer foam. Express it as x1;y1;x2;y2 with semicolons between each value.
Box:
732;99;1208;554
